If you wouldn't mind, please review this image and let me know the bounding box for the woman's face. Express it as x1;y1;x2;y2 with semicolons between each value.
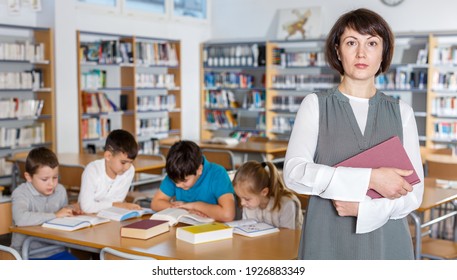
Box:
337;27;383;81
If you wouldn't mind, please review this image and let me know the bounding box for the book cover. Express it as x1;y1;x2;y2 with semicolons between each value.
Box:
334;136;421;199
97;207;154;221
121;219;169;240
176;222;233;244
42;215;110;231
151;208;214;226
226;219;279;237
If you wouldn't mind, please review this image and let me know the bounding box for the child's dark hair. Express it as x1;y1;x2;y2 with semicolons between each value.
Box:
104;129;138;160
232;161;295;211
25;147;59;176
166;140;203;183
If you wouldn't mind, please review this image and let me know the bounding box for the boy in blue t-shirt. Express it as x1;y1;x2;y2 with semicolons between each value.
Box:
151;140;235;222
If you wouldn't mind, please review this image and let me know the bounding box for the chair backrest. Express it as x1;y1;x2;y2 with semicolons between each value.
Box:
159;145;171;158
426;159;457;181
100;247;156;260
201;148;235;171
0;245;22;260
0;200;12;235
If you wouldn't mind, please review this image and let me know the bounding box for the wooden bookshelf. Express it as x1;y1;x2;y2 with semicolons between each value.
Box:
200;40;267;142
76;31;181;154
0;24;55;180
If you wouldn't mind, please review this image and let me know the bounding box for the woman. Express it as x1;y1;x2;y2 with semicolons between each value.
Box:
283;8;424;259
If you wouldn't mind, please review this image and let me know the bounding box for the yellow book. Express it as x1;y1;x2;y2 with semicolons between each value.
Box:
176;222;233;244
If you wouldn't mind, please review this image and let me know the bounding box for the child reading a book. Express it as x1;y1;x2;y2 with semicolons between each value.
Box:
11;147;79;259
78;129;141;213
151;140;235;222
232;161;303;229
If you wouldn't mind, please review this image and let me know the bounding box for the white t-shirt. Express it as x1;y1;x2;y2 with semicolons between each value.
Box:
78;159;135;213
283;93;424;234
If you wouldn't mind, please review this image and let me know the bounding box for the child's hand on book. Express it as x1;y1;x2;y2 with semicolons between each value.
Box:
113;202;141;210
55;207;74;218
170;201;185;207
69;203;83;215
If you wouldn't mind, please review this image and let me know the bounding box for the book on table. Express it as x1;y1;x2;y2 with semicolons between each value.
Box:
96;206;154;221
120;219;170;240
176;222;233;244
225;219;279;237
334;136;421;199
151;208;214;226
42;215;110;231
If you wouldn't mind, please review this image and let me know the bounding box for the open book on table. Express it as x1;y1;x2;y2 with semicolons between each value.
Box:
96;207;154;221
42;215;110;231
225;219;279;237
151;208;214;226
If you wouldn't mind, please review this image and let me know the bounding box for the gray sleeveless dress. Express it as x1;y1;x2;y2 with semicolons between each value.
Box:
298;87;414;260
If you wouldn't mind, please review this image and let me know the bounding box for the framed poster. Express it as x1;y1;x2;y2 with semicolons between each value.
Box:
276;7;322;40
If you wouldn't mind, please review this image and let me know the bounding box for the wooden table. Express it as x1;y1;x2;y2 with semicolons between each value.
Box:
161;139;288;162
11;217;300;260
409;177;457;259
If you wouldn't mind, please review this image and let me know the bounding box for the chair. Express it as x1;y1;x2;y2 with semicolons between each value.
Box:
0;198;12;235
0;245;22;260
202;148;235;171
425;158;457;181
100;247;156;260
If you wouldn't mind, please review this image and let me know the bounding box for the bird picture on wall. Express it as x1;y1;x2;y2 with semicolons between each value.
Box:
277;7;322;40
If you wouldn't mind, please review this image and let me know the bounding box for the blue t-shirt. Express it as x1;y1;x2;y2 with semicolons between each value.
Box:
160;157;234;204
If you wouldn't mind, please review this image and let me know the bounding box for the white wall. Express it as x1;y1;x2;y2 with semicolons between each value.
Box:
210;0;457;39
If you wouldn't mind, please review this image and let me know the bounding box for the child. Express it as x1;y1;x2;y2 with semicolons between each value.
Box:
78;129;141;213
151;140;235;222
11;147;79;259
232;161;303;229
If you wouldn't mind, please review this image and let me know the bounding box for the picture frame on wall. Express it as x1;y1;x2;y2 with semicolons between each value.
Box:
276;7;322;40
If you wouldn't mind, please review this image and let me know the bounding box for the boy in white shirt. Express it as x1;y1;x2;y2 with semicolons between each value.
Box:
78;129;141;213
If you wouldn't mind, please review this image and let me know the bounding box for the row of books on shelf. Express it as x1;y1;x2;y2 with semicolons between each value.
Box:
136;117;169;137
80;40;133;65
137;95;176;112
431;71;457;91
0;123;45;148
138;139;160;155
204;90;265;110
204;72;259;89
204;110;238;129
0;70;43;90
271;74;338;90
202;44;266;68
432;96;457;117
80;69;106;89
135;73;176;89
136;41;179;67
432;46;457;65
271;95;305;112
375;70;427;91
82;91;117;114
0;98;43;119
433;121;457;141
0;41;45;62
271;116;295;134
272;47;326;67
81;117;110;140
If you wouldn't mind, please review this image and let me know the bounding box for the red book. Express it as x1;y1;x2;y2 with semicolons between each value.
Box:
121;219;169;240
334;136;420;199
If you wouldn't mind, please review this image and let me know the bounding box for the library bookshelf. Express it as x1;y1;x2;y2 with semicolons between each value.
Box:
76;31;181;154
0;24;55;182
200;40;267;142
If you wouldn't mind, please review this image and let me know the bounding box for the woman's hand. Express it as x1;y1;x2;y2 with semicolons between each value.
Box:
333;200;359;217
369;167;413;199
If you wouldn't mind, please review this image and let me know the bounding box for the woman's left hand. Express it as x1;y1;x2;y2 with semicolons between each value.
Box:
332;200;359;217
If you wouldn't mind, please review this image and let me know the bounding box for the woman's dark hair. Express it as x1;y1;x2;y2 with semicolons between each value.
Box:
166;140;203;182
325;8;394;76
